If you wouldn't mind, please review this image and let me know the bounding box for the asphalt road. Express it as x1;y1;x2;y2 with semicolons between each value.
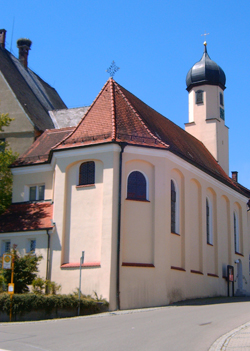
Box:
1;298;250;351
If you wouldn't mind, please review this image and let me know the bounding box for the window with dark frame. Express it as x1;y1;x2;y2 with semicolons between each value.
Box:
206;198;210;244
29;239;36;252
1;241;10;256
234;212;240;253
196;90;204;104
171;180;176;233
127;171;147;201
220;92;224;106
79;161;95;186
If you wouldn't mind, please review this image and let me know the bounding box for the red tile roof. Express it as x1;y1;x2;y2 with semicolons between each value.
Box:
11;78;248;195
12;127;74;166
0;202;53;233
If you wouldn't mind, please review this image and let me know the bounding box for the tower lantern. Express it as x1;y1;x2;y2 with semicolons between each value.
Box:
185;43;229;174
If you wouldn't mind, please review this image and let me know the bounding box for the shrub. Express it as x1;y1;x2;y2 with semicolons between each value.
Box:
0;275;6;292
0;293;109;318
32;277;45;294
32;278;62;295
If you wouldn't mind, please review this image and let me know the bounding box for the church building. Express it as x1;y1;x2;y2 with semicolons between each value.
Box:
0;43;249;310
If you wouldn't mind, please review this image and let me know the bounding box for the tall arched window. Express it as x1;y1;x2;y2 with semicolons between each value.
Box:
79;161;95;186
234;211;240;253
127;171;147;200
171;179;180;234
171;180;177;233
206;197;213;244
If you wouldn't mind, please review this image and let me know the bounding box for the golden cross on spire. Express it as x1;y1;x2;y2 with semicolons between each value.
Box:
201;31;209;45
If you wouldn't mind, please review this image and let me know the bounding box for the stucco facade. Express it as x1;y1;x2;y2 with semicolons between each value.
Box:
6;140;250;310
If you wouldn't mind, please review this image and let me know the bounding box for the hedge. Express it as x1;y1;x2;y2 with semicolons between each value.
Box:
0;293;109;318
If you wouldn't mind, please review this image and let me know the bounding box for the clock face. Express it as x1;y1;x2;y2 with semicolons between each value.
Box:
220;107;225;120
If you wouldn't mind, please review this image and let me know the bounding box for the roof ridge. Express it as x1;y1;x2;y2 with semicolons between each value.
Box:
54;79;112;148
110;78;116;141
2;50;54;130
114;82;169;148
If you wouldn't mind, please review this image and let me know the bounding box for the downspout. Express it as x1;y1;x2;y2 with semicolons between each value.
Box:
116;142;126;310
46;229;51;293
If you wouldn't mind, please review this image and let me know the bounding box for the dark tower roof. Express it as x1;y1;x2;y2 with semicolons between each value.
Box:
186;43;226;92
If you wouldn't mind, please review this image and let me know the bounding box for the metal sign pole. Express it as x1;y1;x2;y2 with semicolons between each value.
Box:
2;254;14;322
9;258;14;322
78;251;84;316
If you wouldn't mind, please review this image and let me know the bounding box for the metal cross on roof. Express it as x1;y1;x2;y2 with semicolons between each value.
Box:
201;31;210;43
106;61;120;78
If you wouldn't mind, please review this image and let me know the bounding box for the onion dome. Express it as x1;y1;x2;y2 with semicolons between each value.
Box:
186;42;226;91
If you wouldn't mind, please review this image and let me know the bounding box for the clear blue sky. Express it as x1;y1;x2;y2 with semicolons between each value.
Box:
2;1;250;188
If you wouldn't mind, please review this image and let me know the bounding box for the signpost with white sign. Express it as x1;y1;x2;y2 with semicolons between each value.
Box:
2;253;15;321
3;254;12;269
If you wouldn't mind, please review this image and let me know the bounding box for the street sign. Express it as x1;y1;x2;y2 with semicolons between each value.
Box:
8;283;14;294
3;254;12;269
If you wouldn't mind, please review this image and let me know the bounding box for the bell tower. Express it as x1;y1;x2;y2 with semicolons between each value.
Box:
185;42;229;175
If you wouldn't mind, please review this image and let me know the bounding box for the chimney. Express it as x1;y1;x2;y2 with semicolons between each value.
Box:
232;171;238;183
0;29;6;49
16;38;32;69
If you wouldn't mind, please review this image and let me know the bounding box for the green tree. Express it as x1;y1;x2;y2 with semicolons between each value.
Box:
0;113;18;214
4;248;43;293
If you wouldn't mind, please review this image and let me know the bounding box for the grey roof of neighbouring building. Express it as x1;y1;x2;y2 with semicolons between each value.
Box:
49;106;89;128
0;46;67;131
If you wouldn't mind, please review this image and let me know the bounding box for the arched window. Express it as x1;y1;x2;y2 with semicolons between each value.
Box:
234;211;240;253
206;197;213;244
79;161;95;186
127;171;147;201
195;90;204;104
171;180;177;233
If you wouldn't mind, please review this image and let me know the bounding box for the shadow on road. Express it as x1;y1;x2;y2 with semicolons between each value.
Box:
172;296;250;306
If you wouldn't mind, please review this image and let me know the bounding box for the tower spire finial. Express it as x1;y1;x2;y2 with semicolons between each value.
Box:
106;61;120;78
201;31;209;53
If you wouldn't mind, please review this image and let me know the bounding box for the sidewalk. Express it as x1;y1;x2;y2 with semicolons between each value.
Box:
209;321;250;350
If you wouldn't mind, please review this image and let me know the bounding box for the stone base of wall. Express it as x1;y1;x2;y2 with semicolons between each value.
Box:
0;303;109;322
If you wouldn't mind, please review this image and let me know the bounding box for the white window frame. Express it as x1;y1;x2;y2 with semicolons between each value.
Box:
25;184;45;201
1;240;11;256
27;239;36;253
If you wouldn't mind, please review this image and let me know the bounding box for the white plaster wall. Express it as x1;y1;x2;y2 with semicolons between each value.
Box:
50;144;120;310
185;85;229;174
0;231;48;285
119;146;250;310
12;168;54;203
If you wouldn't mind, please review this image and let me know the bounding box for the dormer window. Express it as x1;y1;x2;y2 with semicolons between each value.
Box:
195;90;203;104
220;92;224;106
